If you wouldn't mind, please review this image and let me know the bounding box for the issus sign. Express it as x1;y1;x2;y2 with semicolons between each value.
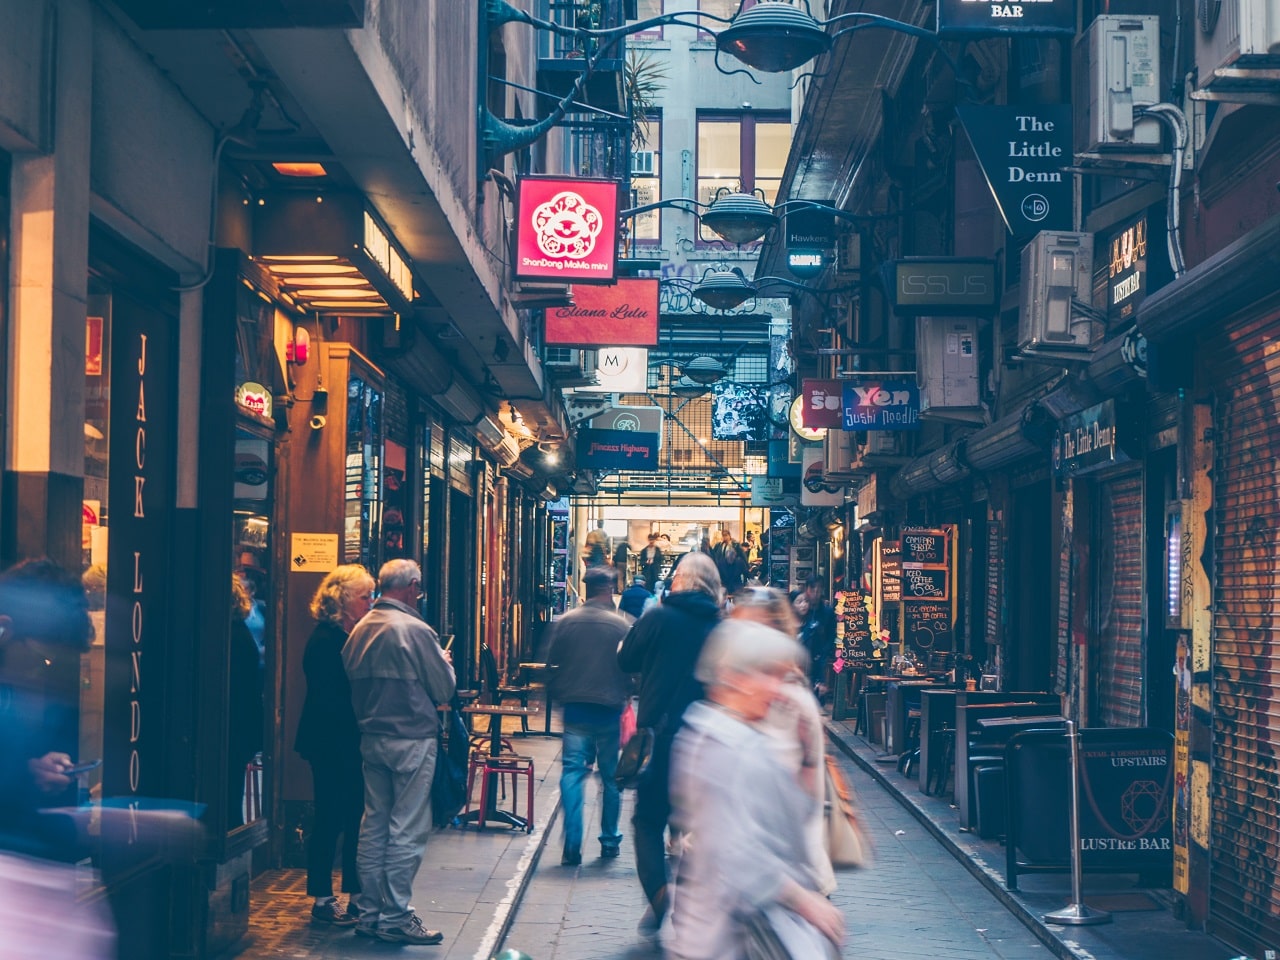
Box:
516;177;619;284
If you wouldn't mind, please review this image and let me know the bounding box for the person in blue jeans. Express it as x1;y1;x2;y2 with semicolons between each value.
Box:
546;566;632;865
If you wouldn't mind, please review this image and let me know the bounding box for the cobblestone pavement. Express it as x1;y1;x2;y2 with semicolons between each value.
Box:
503;747;1054;960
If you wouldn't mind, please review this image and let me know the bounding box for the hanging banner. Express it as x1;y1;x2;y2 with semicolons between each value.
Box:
712;382;768;441
801;446;843;506
577;428;659;471
801;378;845;429
548;278;659;346
937;0;1076;36
842;380;922;431
956;104;1072;236
515;176;619;284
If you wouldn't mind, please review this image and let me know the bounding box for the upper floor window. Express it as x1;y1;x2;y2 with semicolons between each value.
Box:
630;114;662;243
698;0;755;37
629;0;664;41
697;113;791;241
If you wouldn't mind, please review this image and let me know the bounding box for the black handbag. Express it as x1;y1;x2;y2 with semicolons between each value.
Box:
615;726;655;790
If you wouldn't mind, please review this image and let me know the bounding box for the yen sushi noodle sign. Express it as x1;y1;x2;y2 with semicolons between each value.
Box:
516;177;619;284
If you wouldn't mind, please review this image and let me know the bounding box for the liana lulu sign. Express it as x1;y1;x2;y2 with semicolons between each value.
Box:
956;104;1072;236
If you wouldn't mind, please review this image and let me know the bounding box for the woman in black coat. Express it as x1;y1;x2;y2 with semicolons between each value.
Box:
293;564;375;926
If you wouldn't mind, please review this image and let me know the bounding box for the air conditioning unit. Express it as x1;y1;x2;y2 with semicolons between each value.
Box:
862;431;901;458
917;317;981;417
631;150;658;176
1074;15;1162;153
1020;231;1096;360
823;429;859;479
1194;0;1280;101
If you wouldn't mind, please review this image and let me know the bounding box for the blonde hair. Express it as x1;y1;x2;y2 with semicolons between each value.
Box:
231;574;252;621
730;586;800;638
310;564;376;623
670;551;722;599
695;620;807;687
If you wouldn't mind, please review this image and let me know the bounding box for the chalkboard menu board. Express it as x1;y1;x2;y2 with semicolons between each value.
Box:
903;567;949;599
834;591;874;666
903;600;954;653
902;529;948;566
880;541;901;603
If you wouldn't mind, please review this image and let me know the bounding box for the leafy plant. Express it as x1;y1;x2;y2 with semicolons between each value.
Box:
625;49;668;150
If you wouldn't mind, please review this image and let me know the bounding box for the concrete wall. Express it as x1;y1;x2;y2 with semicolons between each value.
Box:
0;0;52;152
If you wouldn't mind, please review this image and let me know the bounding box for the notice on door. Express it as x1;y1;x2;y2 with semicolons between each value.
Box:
290;533;339;573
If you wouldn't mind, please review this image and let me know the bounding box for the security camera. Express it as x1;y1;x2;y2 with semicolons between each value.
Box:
309;414;327;431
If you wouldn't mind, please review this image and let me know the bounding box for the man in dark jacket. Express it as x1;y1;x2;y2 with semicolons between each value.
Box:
798;575;836;694
617;552;722;930
712;529;749;595
546;567;632;865
638;533;665;593
618;576;651;620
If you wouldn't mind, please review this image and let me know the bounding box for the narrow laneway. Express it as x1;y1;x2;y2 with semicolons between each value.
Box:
504;749;1052;960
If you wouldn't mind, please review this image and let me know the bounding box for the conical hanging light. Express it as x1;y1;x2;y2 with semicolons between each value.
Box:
700;191;779;244
716;2;832;73
681;356;729;385
691;267;758;310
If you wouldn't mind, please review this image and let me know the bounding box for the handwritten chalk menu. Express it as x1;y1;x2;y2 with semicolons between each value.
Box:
834;591;874;666
902;529;948;566
880;541;902;604
901;526;954;653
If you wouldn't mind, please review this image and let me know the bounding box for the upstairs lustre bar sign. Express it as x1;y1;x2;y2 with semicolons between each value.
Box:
577;427;659;471
516;176;619;284
547;278;658;346
938;0;1076;35
956;104;1072;236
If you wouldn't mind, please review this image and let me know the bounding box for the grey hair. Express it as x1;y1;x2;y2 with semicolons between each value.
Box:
670;551;722;600
695;619;807;687
379;558;422;592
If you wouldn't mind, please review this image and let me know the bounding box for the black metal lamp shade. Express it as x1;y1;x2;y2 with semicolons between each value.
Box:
681;356;729;385
717;2;832;73
700;192;780;244
691;267;758;310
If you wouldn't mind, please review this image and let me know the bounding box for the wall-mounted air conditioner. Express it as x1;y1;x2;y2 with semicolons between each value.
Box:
862;431;901;458
1194;0;1280;102
823;429;860;480
1019;231;1096;360
917;317;980;417
1074;15;1162;153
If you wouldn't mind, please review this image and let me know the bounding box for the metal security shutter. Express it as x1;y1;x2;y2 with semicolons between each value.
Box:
1206;306;1280;953
1095;469;1144;727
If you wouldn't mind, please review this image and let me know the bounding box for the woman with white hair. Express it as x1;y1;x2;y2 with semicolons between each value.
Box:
663;620;844;960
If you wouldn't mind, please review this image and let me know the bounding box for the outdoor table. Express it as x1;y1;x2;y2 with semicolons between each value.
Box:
458;704;538;830
517;661;555;735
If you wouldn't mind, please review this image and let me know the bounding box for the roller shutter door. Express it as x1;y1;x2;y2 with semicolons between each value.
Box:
1095;468;1144;727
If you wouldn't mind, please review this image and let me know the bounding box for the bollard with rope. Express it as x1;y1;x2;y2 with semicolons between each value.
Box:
1042;719;1112;926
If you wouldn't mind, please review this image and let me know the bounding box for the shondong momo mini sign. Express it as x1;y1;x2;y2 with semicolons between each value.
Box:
516;177;619;284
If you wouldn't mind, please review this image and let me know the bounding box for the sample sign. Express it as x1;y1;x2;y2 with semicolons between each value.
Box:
785;209;835;279
712;382;767;440
577;428;659;471
801;378;845;429
290;533;339;572
516;176;619;284
889;258;997;315
842;380;921;431
548;278;659;346
938;0;1076;35
1052;399;1120;477
956;104;1072;236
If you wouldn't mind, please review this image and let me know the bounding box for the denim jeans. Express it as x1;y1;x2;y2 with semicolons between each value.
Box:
560;712;623;854
353;735;437;928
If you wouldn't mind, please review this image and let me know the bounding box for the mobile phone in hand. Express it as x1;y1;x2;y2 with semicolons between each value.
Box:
65;759;102;776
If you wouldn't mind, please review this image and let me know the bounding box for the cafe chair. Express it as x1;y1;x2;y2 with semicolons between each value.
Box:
481;642;534;733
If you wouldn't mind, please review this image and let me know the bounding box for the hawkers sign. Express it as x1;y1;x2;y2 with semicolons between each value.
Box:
938;0;1075;35
889;258;997;315
547;278;658;346
516;176;619;284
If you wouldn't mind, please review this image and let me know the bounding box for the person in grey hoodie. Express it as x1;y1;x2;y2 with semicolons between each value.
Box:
343;559;455;945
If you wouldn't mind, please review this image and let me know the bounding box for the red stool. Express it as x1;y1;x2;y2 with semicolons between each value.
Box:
464;752;534;831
